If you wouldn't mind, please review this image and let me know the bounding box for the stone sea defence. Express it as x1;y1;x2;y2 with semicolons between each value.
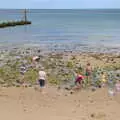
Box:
0;21;31;28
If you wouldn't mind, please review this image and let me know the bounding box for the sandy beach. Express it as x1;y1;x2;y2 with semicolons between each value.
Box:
0;86;120;120
0;46;119;120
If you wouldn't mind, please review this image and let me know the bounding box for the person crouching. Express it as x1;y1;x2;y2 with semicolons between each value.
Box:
74;72;85;90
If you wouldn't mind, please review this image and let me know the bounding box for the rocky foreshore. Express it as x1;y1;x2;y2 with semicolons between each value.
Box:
0;46;120;87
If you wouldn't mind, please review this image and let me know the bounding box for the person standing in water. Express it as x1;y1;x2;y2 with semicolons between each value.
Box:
85;62;92;85
38;67;47;93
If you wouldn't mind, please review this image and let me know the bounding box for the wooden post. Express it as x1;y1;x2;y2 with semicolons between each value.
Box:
24;9;27;22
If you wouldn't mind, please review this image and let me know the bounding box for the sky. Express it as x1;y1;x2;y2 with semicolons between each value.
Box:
0;0;120;9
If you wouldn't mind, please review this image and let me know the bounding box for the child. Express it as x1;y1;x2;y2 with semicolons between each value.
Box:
20;64;27;87
38;67;47;94
101;72;107;87
115;80;120;93
85;63;92;84
108;79;115;96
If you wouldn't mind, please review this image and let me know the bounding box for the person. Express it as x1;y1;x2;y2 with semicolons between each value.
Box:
20;64;26;75
115;80;120;93
20;64;27;87
32;56;40;62
101;72;107;87
74;72;85;90
38;67;47;93
85;62;92;85
32;56;40;68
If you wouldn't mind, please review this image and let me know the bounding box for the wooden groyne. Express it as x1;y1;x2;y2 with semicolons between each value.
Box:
0;21;31;28
0;9;31;28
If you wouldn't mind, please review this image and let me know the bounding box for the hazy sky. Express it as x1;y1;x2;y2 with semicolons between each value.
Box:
0;0;119;9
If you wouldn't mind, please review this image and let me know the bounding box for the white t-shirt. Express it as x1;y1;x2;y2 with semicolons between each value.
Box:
39;71;46;80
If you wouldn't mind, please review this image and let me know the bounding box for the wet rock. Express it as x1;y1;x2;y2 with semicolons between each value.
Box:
65;94;68;96
64;86;71;91
2;83;10;87
70;90;74;94
13;82;21;87
90;113;95;118
0;79;5;84
91;87;96;92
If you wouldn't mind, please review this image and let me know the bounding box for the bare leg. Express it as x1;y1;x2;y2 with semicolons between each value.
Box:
40;86;47;94
72;83;82;92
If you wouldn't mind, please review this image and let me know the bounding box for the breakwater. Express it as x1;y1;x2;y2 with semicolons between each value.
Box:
0;20;31;28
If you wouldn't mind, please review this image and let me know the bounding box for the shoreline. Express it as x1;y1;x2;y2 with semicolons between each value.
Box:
0;43;120;54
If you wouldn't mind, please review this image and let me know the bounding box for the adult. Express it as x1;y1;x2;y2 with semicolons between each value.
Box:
74;72;84;90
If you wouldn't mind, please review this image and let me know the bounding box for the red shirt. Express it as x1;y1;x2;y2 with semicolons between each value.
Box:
76;74;84;82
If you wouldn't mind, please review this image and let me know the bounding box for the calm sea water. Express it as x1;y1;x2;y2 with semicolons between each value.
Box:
0;9;120;53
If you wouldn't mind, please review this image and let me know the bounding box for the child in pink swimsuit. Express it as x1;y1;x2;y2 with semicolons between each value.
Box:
115;80;120;92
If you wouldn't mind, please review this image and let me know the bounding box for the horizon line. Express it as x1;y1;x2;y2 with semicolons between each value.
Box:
0;8;120;10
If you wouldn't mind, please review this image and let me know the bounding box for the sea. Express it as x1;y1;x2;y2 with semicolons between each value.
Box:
0;9;120;53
